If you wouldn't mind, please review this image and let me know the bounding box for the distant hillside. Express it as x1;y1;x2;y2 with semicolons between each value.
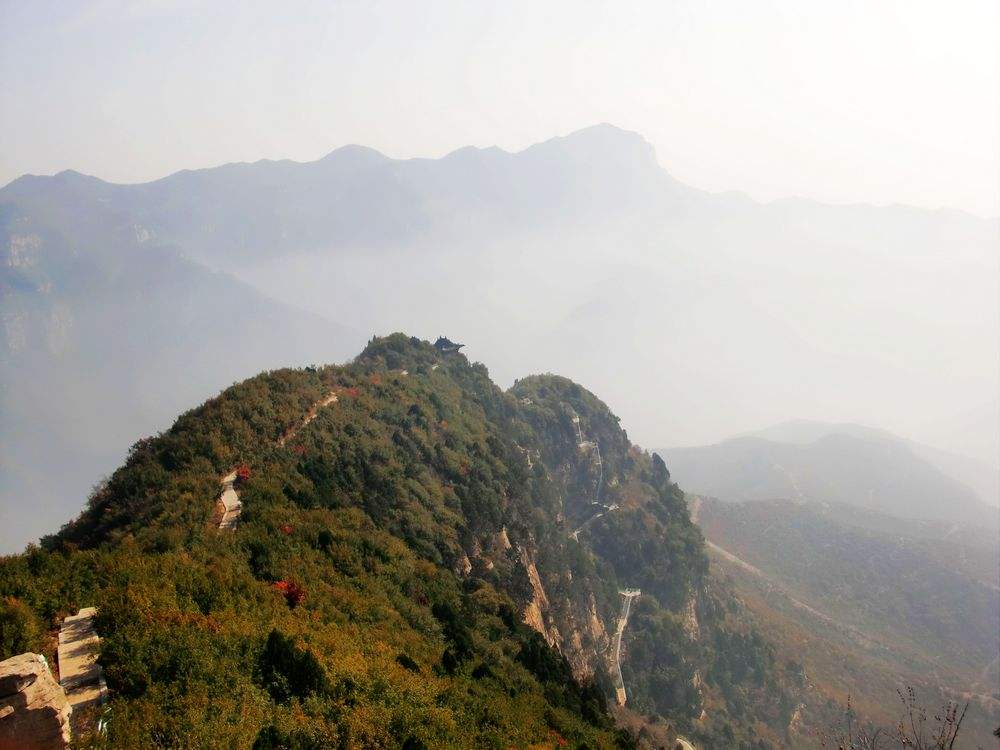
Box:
0;198;363;551
747;420;998;507
691;496;999;748
0;124;675;268
4;123;997;555
660;428;994;526
0;336;806;748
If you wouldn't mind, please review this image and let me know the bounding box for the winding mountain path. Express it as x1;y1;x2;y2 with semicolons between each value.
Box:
688;496;888;642
570;502;619;540
277;391;338;447
218;390;340;530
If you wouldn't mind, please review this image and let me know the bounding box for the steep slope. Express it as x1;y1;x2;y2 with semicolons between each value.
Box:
0;336;802;748
660;431;993;526
692;496;999;748
504;374;799;747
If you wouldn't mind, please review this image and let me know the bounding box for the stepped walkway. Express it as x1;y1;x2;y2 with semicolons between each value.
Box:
57;607;106;732
217;470;242;530
612;589;641;705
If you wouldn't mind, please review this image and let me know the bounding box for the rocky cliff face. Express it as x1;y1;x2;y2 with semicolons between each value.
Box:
0;653;71;750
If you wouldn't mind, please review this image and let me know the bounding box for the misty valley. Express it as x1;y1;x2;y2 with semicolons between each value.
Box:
1;31;997;747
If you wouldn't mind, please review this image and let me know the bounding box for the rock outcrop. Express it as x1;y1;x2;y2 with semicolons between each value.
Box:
0;652;72;749
519;547;562;650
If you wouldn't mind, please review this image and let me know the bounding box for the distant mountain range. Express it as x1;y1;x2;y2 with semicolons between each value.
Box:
660;420;997;526
3;124;997;551
0;189;363;550
747;419;999;508
0;125;675;267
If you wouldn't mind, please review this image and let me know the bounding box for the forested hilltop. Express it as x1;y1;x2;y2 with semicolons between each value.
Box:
1;335;802;748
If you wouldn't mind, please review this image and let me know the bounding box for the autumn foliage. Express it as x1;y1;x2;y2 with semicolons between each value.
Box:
272;580;305;608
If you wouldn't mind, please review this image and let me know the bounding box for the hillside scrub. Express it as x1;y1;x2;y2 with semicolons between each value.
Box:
1;335;797;748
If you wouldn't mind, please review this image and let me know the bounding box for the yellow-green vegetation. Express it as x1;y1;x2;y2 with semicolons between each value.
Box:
696;497;1000;748
0;335;797;748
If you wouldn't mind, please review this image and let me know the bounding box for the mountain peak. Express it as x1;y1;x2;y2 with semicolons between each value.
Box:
536;123;656;159
50;169;107;187
316;143;390;168
511;123;671;190
0;168;106;198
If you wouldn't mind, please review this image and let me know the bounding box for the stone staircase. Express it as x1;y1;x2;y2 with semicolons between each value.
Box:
57;608;106;732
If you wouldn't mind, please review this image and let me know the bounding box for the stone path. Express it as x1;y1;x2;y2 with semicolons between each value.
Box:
57;607;106;731
566;406;618;541
217;471;242;530
612;589;640;706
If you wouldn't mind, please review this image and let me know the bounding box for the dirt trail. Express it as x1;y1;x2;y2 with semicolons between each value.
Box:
219;390;340;530
688;497;882;641
58;607;106;730
702;537;766;577
277;391;338;447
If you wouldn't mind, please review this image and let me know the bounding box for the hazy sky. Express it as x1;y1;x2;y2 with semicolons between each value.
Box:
2;0;998;216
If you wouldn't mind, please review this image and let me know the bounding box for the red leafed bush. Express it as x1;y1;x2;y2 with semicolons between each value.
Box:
280;524;294;536
235;464;251;482
291;444;306;456
343;387;361;398
273;580;305;608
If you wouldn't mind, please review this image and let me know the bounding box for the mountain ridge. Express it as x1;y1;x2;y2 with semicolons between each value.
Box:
7;124;999;226
660;424;996;525
1;334;806;747
738;419;999;508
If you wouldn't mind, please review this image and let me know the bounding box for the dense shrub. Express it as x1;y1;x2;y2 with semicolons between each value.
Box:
0;335;794;747
0;597;43;660
258;629;329;702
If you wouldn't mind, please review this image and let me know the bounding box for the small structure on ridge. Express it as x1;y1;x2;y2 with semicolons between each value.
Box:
434;336;464;354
